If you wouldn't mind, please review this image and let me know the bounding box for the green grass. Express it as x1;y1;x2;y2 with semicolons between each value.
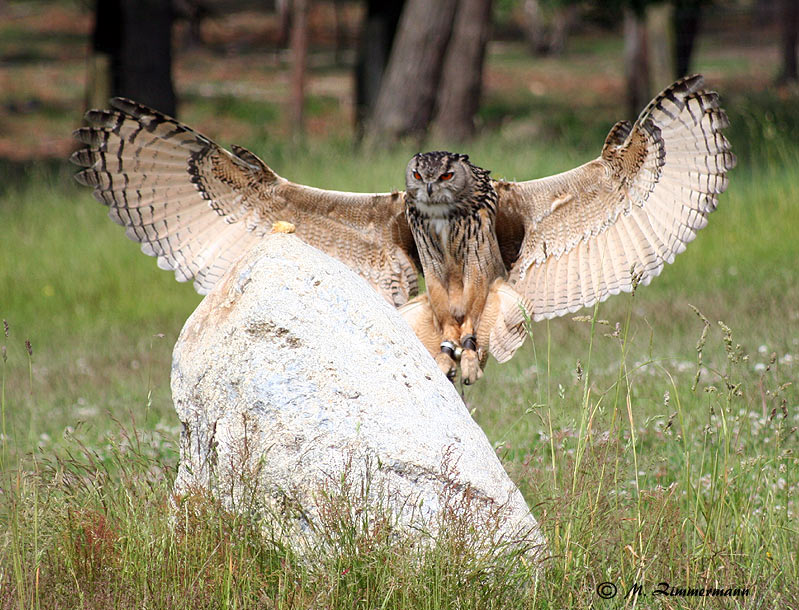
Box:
2;56;799;609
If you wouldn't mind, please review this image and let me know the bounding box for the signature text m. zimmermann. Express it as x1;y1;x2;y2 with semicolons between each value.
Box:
627;582;751;598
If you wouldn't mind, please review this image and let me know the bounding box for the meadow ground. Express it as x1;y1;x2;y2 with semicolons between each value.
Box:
1;3;798;608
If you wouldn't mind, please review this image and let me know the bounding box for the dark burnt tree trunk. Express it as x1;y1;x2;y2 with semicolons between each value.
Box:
778;0;799;83
624;5;650;117
89;0;176;116
432;0;493;142
86;0;121;110
364;0;458;145
116;0;176;116
355;0;405;135
672;0;702;78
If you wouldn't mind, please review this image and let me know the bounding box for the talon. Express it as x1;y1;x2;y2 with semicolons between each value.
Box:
459;348;483;385
435;351;457;382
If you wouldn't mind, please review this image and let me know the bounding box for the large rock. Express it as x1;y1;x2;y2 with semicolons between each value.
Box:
171;233;545;556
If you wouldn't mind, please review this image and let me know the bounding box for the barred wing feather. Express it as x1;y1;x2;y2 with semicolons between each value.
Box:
71;98;418;306
494;74;736;321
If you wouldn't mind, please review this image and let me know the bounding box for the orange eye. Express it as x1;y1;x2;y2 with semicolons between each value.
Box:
440;172;454;181
413;171;422;181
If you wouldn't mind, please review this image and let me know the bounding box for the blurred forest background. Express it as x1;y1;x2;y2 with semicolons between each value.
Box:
0;0;797;164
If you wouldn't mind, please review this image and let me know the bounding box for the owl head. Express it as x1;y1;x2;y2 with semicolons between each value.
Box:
405;151;472;213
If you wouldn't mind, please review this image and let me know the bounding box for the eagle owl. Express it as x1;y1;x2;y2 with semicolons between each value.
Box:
71;75;735;384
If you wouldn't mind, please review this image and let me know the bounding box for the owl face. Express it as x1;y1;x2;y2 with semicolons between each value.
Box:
405;151;470;214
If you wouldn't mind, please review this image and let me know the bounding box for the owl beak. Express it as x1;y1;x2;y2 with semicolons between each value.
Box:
426;182;433;196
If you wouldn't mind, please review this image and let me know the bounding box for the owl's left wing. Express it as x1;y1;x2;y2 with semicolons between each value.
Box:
71;98;419;306
493;75;736;321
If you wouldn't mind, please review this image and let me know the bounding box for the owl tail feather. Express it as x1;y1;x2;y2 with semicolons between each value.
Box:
479;280;531;364
398;295;441;359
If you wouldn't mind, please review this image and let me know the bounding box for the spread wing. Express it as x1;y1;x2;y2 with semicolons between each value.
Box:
71;98;419;306
494;74;736;320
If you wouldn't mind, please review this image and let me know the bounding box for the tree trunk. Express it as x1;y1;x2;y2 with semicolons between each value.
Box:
86;0;121;110
290;0;309;137
672;0;702;78
522;0;548;55
647;3;671;90
549;3;578;55
364;0;458;145
88;0;176;116
115;0;177;116
778;0;799;83
355;0;405;135
522;0;577;56
174;0;207;48
276;0;292;49
624;6;650;117
432;0;493;142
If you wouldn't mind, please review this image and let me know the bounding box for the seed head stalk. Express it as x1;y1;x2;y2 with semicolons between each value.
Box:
25;339;33;394
2;319;9;467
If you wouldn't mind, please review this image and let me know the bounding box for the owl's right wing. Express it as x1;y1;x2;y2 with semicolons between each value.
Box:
493;75;735;321
71;98;419;306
